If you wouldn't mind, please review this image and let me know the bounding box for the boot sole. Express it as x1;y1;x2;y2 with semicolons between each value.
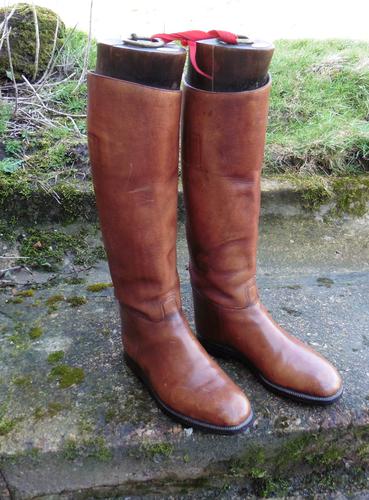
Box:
198;337;343;405
124;352;253;434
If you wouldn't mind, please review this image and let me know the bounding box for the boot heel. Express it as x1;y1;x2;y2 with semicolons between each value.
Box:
198;337;233;360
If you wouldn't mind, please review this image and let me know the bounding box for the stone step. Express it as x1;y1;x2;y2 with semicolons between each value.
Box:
0;219;368;498
1;175;369;224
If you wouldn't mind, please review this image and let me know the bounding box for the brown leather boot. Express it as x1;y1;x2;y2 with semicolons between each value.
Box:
87;72;252;433
182;78;343;404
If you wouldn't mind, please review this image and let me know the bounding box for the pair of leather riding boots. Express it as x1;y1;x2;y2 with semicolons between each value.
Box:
87;71;343;434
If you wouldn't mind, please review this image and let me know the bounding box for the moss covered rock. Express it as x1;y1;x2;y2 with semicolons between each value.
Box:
0;3;65;81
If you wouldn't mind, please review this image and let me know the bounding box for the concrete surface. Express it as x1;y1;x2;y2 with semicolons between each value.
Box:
0;218;368;498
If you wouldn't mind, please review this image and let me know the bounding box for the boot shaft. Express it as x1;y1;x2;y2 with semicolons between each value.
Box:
182;79;271;308
88;73;182;320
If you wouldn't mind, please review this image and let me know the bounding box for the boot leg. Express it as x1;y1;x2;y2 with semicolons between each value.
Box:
87;72;252;432
182;78;343;404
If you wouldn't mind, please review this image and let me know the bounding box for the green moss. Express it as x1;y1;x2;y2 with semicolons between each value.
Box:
276;433;316;469
230;445;266;477
0;417;16;435
33;401;67;419
53;81;87;114
75;245;106;265
26;132;88;173
141;442;174;459
254;476;290;498
77;419;94;434
0;3;65;81
45;294;65;306
289;174;369;216
316;472;337;490
63;436;112;462
0;218;16;242
14;226;105;271
250;467;267;479
358;443;369;459
306;445;344;466
332;176;369;216
33;407;46;419
0;173;97;225
28;325;43;340
63;438;79;460
7;324;30;350
4;139;22;156
15;289;35;297
49;364;85;388
18;228;82;271
105;408;115;423
86;282;113;292
47;350;65;364
56;183;94;223
85;436;112;461
47;401;66;416
317;277;334;288
66;295;87;307
8;296;24;304
12;374;32;386
64;276;85;285
0;102;12;136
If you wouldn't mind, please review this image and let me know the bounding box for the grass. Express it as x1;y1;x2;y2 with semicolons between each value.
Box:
0;35;368;227
266;39;369;175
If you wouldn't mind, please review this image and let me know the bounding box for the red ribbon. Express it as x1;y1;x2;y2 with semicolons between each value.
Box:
151;30;238;79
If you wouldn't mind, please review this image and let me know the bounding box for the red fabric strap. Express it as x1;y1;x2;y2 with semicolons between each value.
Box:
151;30;238;80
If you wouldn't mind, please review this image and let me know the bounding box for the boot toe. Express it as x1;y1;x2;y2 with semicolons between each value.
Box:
216;389;252;428
166;382;252;431
313;361;343;400
279;355;343;402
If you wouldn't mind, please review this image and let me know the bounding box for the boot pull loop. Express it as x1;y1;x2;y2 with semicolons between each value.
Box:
122;34;165;48
151;30;252;80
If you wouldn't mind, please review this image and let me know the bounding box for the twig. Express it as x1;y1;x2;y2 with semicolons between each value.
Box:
38;24;78;88
21;74;44;106
18;108;57;128
31;2;40;81
74;0;93;91
36;179;61;204
0;5;16;53
34;102;86;118
21;75;86;119
5;28;18;115
37;14;60;84
68;115;84;136
0;256;30;259
0;4;16;33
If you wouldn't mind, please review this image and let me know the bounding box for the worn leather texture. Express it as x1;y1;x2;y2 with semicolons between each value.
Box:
182;78;342;400
87;72;251;428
